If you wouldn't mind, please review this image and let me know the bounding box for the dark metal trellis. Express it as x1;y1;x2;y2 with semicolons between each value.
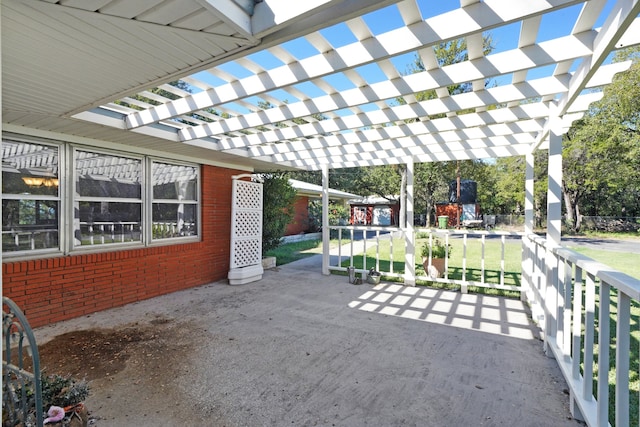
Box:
2;297;43;427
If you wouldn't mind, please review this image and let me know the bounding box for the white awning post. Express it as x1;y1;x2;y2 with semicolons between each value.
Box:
404;158;415;286
544;111;562;355
322;164;330;275
522;152;535;302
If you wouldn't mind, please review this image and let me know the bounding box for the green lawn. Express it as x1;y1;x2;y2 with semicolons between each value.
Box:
264;239;321;265
264;238;349;265
564;246;640;280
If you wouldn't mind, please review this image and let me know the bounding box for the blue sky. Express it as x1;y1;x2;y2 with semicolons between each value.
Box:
189;0;618;114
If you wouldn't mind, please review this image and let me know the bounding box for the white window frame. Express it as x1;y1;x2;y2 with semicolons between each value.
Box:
2;136;202;259
147;158;201;244
2;138;63;258
71;146;145;251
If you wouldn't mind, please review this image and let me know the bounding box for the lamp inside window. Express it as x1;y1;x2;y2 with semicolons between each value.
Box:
22;177;59;187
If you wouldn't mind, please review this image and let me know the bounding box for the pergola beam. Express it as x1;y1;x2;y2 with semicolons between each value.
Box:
558;0;640;116
124;0;584;130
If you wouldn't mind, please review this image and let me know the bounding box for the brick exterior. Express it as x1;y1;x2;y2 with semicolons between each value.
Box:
2;165;242;328
285;195;310;236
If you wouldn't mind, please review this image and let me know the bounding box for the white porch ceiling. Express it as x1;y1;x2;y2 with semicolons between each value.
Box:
2;0;639;171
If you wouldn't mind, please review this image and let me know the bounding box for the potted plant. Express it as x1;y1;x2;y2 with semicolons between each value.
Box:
420;238;452;278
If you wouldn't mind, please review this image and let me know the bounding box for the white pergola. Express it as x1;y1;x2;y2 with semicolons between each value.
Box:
3;0;638;172
2;0;640;248
4;0;639;259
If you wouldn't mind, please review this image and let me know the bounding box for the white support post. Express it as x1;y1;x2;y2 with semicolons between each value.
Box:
544;112;562;355
404;158;415;286
322;164;330;275
522;153;535;302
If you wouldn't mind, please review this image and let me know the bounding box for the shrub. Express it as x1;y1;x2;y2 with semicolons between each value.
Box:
261;173;297;253
420;238;452;259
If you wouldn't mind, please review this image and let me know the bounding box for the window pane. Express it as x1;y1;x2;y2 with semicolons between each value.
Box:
76;151;141;198
76;202;141;246
152;203;197;239
2;141;59;196
152;162;197;200
2;199;59;252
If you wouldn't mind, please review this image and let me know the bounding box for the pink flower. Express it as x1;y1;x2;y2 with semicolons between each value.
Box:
44;405;65;424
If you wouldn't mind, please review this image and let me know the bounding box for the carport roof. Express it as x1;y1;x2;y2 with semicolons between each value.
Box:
2;0;639;171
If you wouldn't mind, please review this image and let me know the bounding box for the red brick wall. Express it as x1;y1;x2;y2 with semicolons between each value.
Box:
2;165;242;328
285;196;309;236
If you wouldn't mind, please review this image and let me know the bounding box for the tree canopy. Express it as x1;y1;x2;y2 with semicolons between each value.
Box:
561;47;640;230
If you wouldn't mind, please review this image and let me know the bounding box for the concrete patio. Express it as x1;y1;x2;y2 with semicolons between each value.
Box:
32;252;581;427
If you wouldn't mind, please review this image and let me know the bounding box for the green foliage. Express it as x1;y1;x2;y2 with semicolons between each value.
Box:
420;238;452;259
328;204;350;226
561;48;640;230
261;173;297;253
40;373;89;408
308;201;350;232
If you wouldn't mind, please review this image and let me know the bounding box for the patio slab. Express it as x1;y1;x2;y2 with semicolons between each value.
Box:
33;254;580;426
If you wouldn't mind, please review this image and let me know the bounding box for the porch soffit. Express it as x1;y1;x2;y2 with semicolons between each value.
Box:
2;0;640;172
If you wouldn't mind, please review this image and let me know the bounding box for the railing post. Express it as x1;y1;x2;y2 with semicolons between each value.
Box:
322;164;330;275
522;153;535;301
544;117;562;356
403;158;415;286
615;290;631;427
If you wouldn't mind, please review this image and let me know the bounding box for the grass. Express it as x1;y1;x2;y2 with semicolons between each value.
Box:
575;230;640;240
563;246;640;279
264;239;322;265
264;238;350;265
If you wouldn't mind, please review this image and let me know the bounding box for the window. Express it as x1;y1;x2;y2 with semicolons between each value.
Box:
74;150;142;247
1;137;201;256
151;162;198;240
2;141;60;253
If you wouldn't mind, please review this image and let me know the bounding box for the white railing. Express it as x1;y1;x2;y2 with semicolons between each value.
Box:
79;221;141;245
328;225;405;281
414;227;524;294
523;234;640;427
2;228;58;251
79;221;196;245
327;225;523;293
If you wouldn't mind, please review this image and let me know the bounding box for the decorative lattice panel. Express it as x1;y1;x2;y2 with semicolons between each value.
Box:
233;211;261;237
230;178;263;269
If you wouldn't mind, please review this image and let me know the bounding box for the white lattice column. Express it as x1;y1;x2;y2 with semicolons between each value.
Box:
228;174;264;285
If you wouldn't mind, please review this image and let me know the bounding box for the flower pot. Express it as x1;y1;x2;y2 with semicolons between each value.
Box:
422;257;446;279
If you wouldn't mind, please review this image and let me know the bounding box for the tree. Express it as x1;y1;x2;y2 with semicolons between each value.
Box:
260;173;297;253
561;47;640;231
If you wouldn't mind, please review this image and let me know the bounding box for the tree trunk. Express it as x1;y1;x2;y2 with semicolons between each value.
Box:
575;203;582;232
563;189;575;229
